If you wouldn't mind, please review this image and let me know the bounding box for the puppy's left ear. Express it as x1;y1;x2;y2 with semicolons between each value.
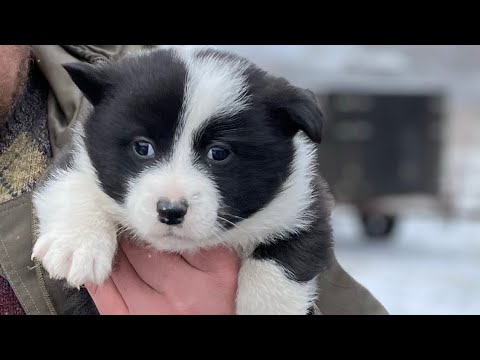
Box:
278;88;324;144
63;62;112;107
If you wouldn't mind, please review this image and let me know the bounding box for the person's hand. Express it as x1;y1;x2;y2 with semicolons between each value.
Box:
85;240;240;315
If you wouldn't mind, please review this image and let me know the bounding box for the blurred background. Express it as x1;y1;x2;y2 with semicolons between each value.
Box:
155;45;480;314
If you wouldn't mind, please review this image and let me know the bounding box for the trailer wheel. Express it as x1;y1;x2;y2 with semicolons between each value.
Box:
360;212;396;240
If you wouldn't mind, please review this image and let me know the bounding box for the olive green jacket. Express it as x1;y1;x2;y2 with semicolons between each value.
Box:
0;45;388;315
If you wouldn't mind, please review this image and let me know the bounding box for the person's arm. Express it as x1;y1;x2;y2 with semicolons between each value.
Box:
85;240;240;315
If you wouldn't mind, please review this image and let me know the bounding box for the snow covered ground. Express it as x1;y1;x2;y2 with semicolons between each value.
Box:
332;205;480;315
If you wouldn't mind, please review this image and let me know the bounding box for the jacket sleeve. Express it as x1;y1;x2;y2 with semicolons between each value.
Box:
32;45;135;158
315;255;389;315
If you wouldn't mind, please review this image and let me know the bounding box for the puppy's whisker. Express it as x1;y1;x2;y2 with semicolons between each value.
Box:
217;216;261;244
217;216;246;232
219;205;246;218
210;228;224;244
223;213;247;221
219;213;273;233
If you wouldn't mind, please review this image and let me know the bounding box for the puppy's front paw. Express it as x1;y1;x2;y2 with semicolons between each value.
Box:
32;231;117;288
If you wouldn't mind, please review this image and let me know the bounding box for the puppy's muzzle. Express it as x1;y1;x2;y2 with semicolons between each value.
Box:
156;198;188;225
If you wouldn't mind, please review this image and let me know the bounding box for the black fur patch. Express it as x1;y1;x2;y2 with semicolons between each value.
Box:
194;110;295;227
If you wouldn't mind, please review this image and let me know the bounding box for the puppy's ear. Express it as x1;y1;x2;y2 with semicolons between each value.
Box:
63;62;112;106
275;87;324;144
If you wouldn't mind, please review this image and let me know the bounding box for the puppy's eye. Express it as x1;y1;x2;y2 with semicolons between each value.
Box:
133;141;155;158
207;146;231;162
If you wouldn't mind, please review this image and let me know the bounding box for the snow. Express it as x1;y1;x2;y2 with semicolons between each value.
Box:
332;205;480;315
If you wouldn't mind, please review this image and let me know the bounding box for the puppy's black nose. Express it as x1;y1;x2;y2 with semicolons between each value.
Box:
156;198;188;225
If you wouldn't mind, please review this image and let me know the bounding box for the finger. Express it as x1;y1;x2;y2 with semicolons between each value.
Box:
182;245;240;274
109;246;158;309
85;278;129;315
120;241;197;289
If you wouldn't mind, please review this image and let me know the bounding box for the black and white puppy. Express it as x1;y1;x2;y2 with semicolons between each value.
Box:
31;46;334;315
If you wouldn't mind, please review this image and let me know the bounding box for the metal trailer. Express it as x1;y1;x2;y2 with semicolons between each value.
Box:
315;86;448;240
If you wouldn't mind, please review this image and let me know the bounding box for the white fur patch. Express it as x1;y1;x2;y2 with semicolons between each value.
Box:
236;258;317;315
32;136;121;288
176;48;251;135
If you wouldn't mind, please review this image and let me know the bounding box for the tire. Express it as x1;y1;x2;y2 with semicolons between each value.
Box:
360;212;396;240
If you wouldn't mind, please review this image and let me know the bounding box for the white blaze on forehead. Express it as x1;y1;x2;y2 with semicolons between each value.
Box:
170;48;252;165
180;51;251;127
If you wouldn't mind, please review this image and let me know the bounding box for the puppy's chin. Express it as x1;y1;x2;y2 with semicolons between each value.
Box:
139;227;223;253
144;235;203;252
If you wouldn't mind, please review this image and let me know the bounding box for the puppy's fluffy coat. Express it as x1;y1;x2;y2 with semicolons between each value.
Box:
32;47;334;315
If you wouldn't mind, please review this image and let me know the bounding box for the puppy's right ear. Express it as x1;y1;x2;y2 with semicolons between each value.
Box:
63;62;112;107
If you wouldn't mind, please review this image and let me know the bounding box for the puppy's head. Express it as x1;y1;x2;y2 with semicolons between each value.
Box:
64;47;325;251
